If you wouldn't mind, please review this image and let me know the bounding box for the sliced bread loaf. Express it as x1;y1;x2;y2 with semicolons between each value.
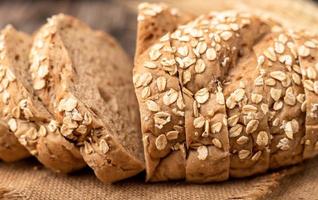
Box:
134;4;272;182
29;14;144;182
0;25;85;172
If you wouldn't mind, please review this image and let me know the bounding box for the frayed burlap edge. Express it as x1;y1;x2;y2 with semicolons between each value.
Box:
0;185;26;200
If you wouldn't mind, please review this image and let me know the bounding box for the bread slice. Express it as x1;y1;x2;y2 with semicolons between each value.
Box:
0;26;31;163
253;31;305;169
293;32;318;160
134;3;195;181
222;15;272;177
29;14;144;182
0;25;85;172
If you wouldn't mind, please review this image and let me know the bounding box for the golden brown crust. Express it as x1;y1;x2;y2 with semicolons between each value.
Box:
134;3;317;183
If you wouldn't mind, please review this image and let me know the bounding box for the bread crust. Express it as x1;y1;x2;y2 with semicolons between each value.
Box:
134;3;317;182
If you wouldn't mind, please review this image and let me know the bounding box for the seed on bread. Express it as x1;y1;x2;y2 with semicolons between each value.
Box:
7;118;17;132
194;88;209;104
99;139;110;154
197;145;208;160
236;136;249;145
297;45;310;57
256;131;269;146
146;100;160;112
238;149;250;160
212;138;222;149
155;134;168;150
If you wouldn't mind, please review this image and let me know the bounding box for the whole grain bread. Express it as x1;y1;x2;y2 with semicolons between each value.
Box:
134;3;318;183
29;14;144;182
0;25;85;173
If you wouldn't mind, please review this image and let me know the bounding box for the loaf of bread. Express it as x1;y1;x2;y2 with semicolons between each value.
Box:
29;14;144;182
133;3;318;182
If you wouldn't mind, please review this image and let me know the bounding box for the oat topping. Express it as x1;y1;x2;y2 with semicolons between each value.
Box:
277;138;290;151
206;48;217;61
166;131;179;140
229;124;243;138
297;45;310;57
256;131;269;146
236;136;249;145
155;134;168;150
270;71;287;81
194;88;209;104
212;138;222;149
146;100;160;112
58;96;78;112
238;149;250;159
251;93;263;104
163;89;178;105
156;76;167;92
193;116;205;129
270;88;282;101
7;118;17;132
99;139;110;154
141;87;151;99
211;122;223;134
197;145;208;160
246;120;259;134
228;114;239;127
264;47;277;61
144;61;157;69
194;59;206;73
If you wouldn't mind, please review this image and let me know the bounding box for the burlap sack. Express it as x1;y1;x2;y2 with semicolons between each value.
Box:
0;0;318;199
0;157;309;200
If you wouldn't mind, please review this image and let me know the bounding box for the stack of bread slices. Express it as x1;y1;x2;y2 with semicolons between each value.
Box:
0;3;318;184
0;14;144;183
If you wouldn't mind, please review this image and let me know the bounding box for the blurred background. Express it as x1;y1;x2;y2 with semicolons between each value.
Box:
0;0;317;57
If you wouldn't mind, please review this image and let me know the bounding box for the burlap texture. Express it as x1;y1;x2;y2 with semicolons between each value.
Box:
0;158;308;200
